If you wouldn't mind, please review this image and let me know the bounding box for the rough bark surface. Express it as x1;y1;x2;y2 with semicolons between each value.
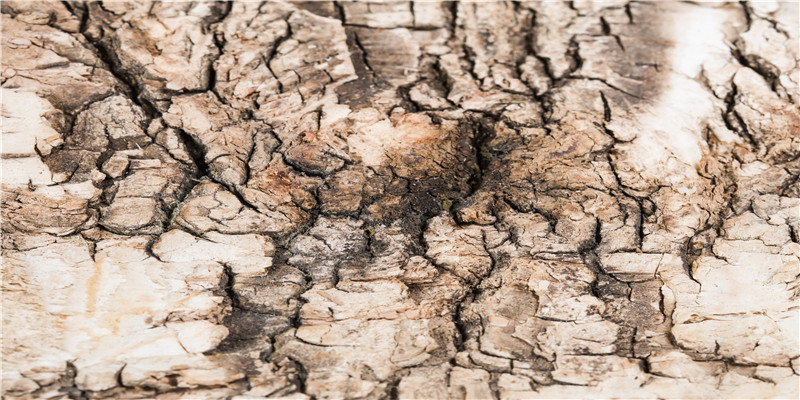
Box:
2;1;799;399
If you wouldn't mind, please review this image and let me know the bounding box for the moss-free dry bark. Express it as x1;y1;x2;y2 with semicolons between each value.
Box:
2;1;798;398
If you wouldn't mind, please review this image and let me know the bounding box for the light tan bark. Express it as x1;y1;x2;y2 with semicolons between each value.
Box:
2;1;798;399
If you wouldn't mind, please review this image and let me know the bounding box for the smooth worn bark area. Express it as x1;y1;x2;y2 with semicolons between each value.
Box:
2;1;799;399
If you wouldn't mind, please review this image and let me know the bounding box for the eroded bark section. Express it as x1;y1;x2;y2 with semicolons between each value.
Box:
2;1;798;399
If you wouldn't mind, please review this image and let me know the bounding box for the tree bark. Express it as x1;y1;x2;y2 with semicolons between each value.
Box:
2;1;798;398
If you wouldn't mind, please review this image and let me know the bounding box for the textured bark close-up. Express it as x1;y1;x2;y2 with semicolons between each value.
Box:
1;1;799;399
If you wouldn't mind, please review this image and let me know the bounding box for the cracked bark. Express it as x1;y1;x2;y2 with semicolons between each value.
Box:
2;1;799;399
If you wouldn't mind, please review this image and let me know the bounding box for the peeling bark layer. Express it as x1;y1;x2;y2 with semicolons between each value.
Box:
2;1;799;399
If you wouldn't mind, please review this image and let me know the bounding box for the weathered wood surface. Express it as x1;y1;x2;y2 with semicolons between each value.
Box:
1;1;798;398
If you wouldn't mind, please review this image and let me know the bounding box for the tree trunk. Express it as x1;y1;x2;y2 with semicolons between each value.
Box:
2;1;798;398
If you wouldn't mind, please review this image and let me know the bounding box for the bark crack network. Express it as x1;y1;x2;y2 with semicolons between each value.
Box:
2;1;798;399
